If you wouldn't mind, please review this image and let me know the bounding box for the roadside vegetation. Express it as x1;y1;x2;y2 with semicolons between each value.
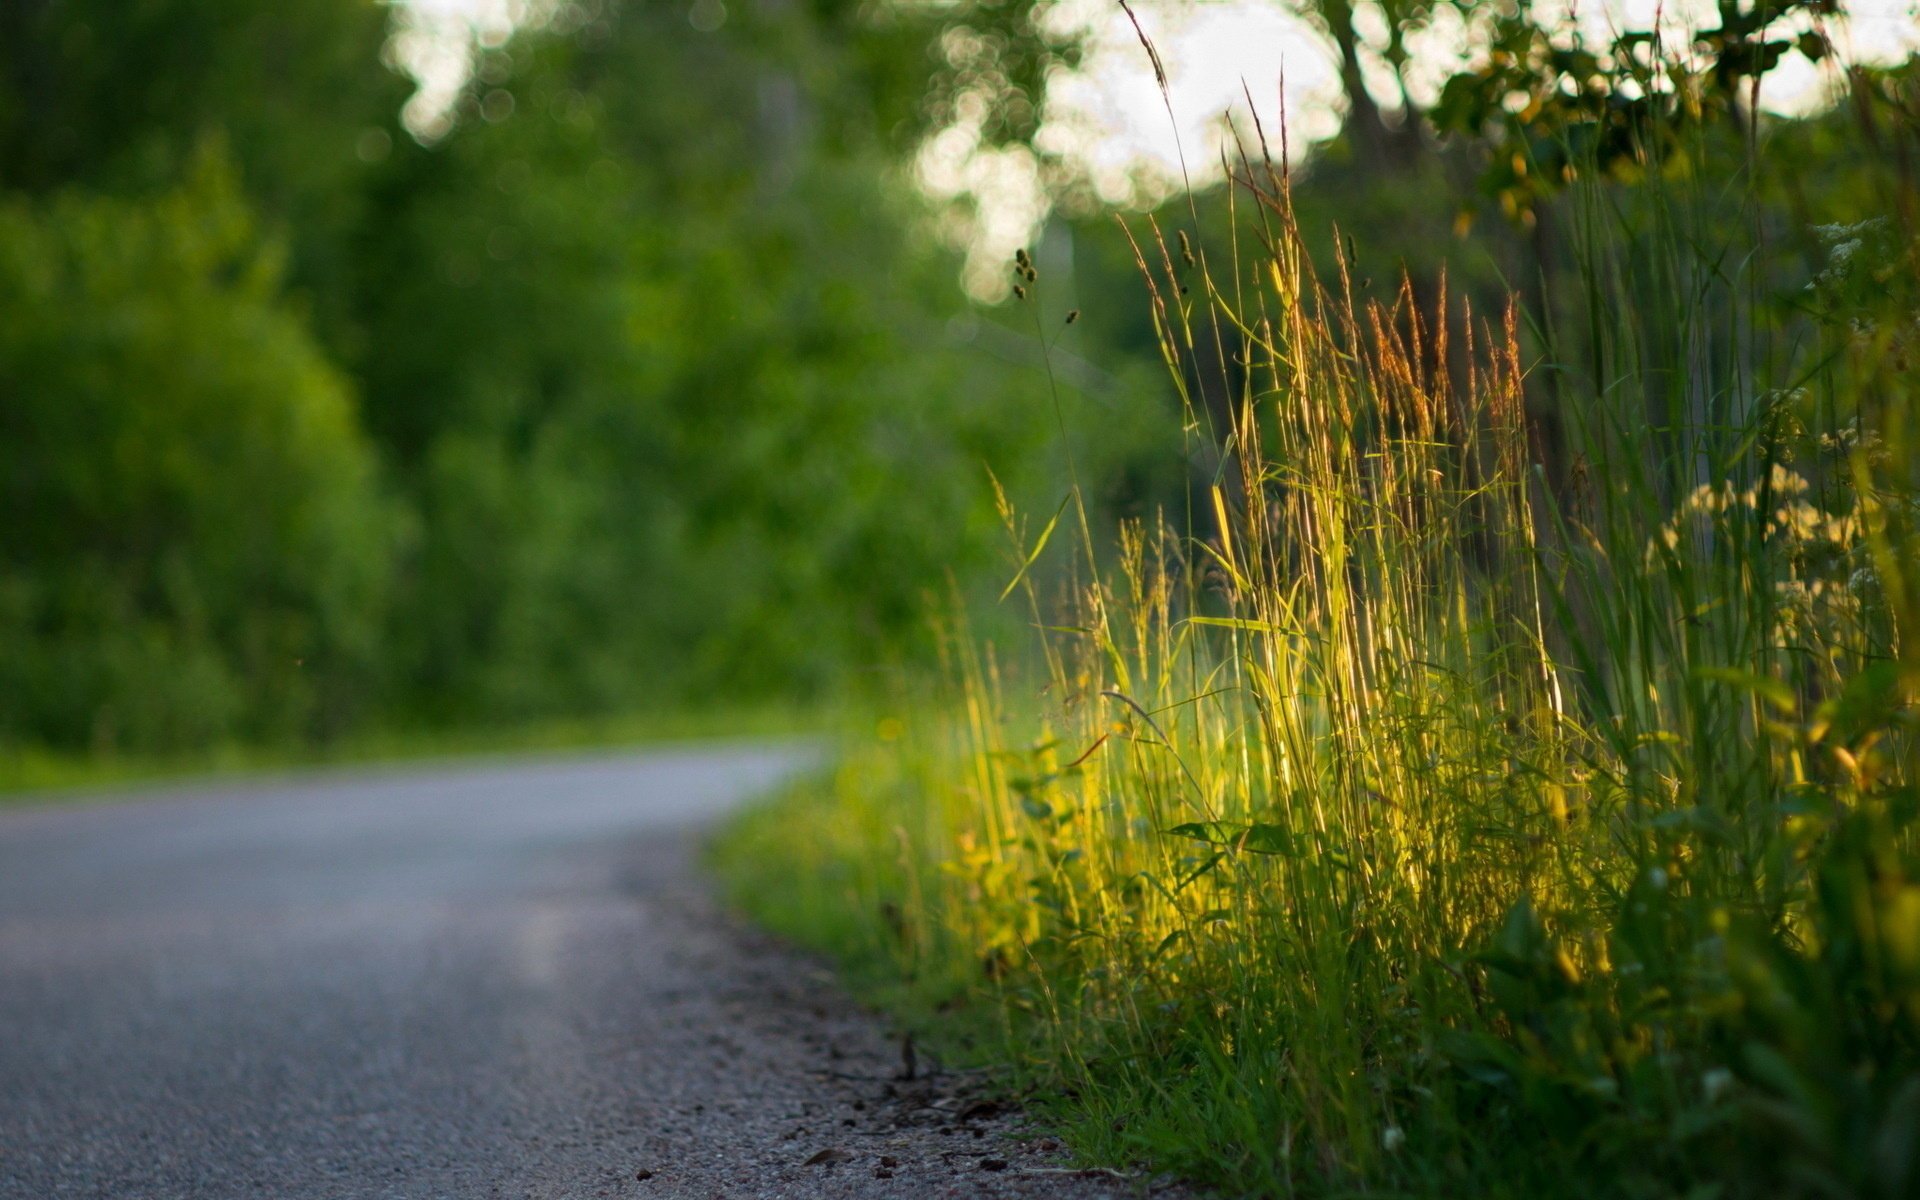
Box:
719;13;1920;1198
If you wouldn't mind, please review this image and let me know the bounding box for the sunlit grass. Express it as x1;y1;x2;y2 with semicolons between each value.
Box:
719;107;1919;1197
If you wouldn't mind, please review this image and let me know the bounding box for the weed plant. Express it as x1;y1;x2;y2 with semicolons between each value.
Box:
720;61;1920;1200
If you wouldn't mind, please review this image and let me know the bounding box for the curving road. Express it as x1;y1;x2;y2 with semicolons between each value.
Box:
0;746;1125;1200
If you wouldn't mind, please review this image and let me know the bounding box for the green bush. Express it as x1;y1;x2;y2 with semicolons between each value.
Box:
0;155;395;753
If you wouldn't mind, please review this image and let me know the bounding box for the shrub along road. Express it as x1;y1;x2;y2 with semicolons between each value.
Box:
0;748;1132;1199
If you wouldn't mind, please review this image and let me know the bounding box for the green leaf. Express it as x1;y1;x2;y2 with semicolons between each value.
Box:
1165;821;1301;855
1150;929;1190;961
1175;851;1227;889
1434;1028;1520;1087
999;493;1072;602
1167;821;1242;845
1812;660;1905;746
1239;824;1302;855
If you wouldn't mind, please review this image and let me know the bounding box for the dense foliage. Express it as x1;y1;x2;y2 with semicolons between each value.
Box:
0;159;394;751
0;0;1151;756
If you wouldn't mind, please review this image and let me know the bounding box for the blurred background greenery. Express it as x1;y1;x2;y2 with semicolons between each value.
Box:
0;0;1907;776
0;0;1157;772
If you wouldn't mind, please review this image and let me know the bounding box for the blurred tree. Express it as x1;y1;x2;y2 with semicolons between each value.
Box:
0;0;410;344
0;155;396;752
343;1;1091;717
0;0;1169;756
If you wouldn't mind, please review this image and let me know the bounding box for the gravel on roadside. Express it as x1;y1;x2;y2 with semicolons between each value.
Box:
611;835;1183;1200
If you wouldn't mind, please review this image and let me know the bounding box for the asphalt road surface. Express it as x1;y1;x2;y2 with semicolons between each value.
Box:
0;746;1133;1200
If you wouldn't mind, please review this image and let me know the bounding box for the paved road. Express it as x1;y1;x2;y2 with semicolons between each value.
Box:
0;746;1126;1200
1;747;815;1200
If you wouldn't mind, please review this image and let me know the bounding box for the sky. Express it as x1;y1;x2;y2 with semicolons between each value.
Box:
397;0;1920;295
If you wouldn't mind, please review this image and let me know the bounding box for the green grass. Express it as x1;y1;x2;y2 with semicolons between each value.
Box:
716;95;1920;1199
1;703;814;802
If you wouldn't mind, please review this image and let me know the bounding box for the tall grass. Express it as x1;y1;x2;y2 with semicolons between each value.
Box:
719;66;1920;1200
